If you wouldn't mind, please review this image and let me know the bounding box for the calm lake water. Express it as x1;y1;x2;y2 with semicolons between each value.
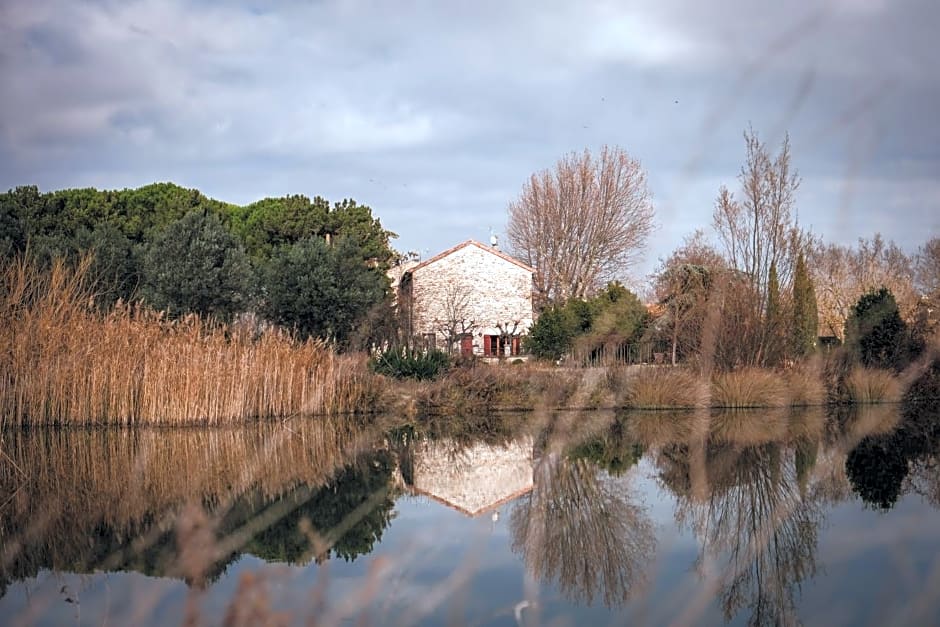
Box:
2;404;939;626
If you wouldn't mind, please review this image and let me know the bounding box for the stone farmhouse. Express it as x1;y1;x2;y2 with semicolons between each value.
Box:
393;239;536;357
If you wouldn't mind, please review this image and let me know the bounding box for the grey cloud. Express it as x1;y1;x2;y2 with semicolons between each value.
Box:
1;0;937;277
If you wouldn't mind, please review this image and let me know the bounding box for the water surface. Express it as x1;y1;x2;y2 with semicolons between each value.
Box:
2;404;939;626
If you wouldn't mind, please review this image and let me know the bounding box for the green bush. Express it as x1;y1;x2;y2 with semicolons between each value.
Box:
370;348;450;380
525;282;650;362
524;305;574;360
904;357;940;406
844;287;908;370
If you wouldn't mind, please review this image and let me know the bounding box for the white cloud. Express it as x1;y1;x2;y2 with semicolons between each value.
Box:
582;9;697;67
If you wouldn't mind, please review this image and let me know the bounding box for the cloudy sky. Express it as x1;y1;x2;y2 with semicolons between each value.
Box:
2;0;938;280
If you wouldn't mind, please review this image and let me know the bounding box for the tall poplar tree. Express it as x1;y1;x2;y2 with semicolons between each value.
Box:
765;261;782;365
791;252;818;357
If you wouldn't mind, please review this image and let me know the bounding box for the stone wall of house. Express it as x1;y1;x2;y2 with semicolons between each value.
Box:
410;243;534;351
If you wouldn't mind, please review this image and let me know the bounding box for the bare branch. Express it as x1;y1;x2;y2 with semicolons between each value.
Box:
507;146;655;304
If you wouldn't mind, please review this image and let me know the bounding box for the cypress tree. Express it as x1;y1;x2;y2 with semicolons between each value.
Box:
791;252;818;357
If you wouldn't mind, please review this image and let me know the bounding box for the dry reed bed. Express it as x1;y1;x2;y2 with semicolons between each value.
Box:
621;365;892;409
0;258;381;426
710;369;788;408
0;417;376;579
622;367;709;409
411;364;583;416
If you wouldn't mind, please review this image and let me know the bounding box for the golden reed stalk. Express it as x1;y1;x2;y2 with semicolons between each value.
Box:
0;256;382;426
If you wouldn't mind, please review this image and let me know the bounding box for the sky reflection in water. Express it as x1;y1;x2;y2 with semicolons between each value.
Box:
1;404;939;626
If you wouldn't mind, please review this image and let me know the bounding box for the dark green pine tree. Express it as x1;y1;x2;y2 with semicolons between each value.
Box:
140;210;254;321
791;251;818;358
844;287;908;370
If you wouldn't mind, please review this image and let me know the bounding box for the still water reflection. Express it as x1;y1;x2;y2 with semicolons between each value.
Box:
1;404;939;625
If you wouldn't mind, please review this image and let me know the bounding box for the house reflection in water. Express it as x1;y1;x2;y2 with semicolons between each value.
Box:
400;437;536;517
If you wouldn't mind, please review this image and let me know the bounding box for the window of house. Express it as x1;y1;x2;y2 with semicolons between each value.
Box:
483;335;521;356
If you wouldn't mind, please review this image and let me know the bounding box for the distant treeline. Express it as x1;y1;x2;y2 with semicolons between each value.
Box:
0;183;397;347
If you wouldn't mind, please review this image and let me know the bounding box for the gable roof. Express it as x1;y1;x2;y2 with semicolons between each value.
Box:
409;485;534;518
407;239;535;275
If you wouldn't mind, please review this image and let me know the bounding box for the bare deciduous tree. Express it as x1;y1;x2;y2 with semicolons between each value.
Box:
507;145;655;304
713;129;803;298
712;129;806;298
809;235;916;338
430;283;477;354
510;453;656;607
712;128;811;366
663;441;822;626
914;236;940;298
495;319;522;358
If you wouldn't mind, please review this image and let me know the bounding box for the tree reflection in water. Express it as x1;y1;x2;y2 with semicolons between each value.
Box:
661;433;822;626
3;402;939;622
845;404;940;511
231;450;397;565
509;450;656;607
0;421;396;592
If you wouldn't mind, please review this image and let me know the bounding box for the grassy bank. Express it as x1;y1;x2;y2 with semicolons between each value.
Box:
0;258;382;426
3;259;935;426
390;355;937;417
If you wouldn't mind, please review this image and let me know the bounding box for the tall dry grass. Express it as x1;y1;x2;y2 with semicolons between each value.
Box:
710;369;788;408
624;367;709;409
845;367;902;404
414;363;582;416
783;359;827;407
0;257;382;426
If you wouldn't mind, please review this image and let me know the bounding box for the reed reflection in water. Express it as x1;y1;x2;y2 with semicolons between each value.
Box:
1;402;939;626
0;416;390;595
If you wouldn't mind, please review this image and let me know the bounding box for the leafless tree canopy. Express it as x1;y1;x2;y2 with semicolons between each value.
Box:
809;234;917;338
712;128;806;302
510;453;656;607
430;282;476;353
915;237;940;298
653;230;726;366
507;146;655;304
709;128;813;367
